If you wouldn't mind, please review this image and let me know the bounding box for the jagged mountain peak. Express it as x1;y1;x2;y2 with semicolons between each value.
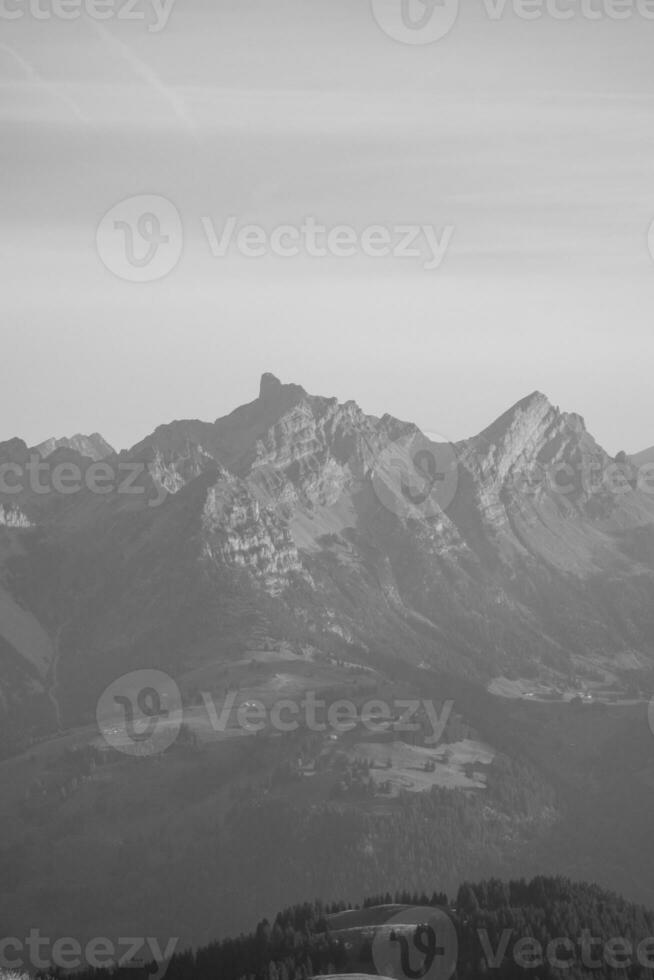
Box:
520;389;550;407
0;437;29;461
464;389;595;475
258;371;306;405
632;444;654;465
33;432;114;461
215;373;308;429
5;373;654;748
259;370;280;391
474;391;556;447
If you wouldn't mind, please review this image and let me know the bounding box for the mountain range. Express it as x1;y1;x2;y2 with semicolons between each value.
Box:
1;373;654;729
3;377;654;951
32;432;115;462
633;445;654;466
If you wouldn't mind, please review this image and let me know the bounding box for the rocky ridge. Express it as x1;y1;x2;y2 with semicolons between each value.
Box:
2;373;654;725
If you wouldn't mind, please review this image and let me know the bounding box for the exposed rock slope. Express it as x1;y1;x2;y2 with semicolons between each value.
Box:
2;375;654;727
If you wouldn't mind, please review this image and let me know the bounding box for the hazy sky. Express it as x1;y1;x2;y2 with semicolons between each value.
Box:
2;0;654;454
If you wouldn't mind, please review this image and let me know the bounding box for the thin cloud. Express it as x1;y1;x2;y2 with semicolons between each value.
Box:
0;42;91;126
89;21;198;141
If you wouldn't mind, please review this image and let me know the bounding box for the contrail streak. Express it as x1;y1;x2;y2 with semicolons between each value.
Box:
0;42;91;126
90;22;198;141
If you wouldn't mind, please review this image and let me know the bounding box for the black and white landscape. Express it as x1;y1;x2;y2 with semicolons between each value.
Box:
2;373;654;973
2;2;654;980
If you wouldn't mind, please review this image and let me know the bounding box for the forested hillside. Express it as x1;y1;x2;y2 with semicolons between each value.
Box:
66;877;654;980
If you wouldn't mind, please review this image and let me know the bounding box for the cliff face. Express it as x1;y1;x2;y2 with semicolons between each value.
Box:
147;442;217;496
33;433;114;461
158;380;408;593
131;375;398;511
450;393;653;572
3;373;654;726
114;377;654;668
0;504;32;528
246;396;399;511
201;475;309;595
459;394;590;509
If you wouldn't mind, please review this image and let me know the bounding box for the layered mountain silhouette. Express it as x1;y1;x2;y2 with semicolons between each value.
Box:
2;374;654;727
633;445;654;466
32;432;114;462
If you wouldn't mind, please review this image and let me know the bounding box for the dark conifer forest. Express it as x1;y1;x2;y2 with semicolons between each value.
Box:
68;877;654;980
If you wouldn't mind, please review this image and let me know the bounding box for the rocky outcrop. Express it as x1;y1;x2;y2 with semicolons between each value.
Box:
201;475;311;595
247;394;392;509
147;443;217;496
5;372;654;727
450;391;654;572
34;432;114;461
0;504;32;528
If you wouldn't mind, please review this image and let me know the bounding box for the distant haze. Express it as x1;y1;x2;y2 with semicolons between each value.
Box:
2;0;653;455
